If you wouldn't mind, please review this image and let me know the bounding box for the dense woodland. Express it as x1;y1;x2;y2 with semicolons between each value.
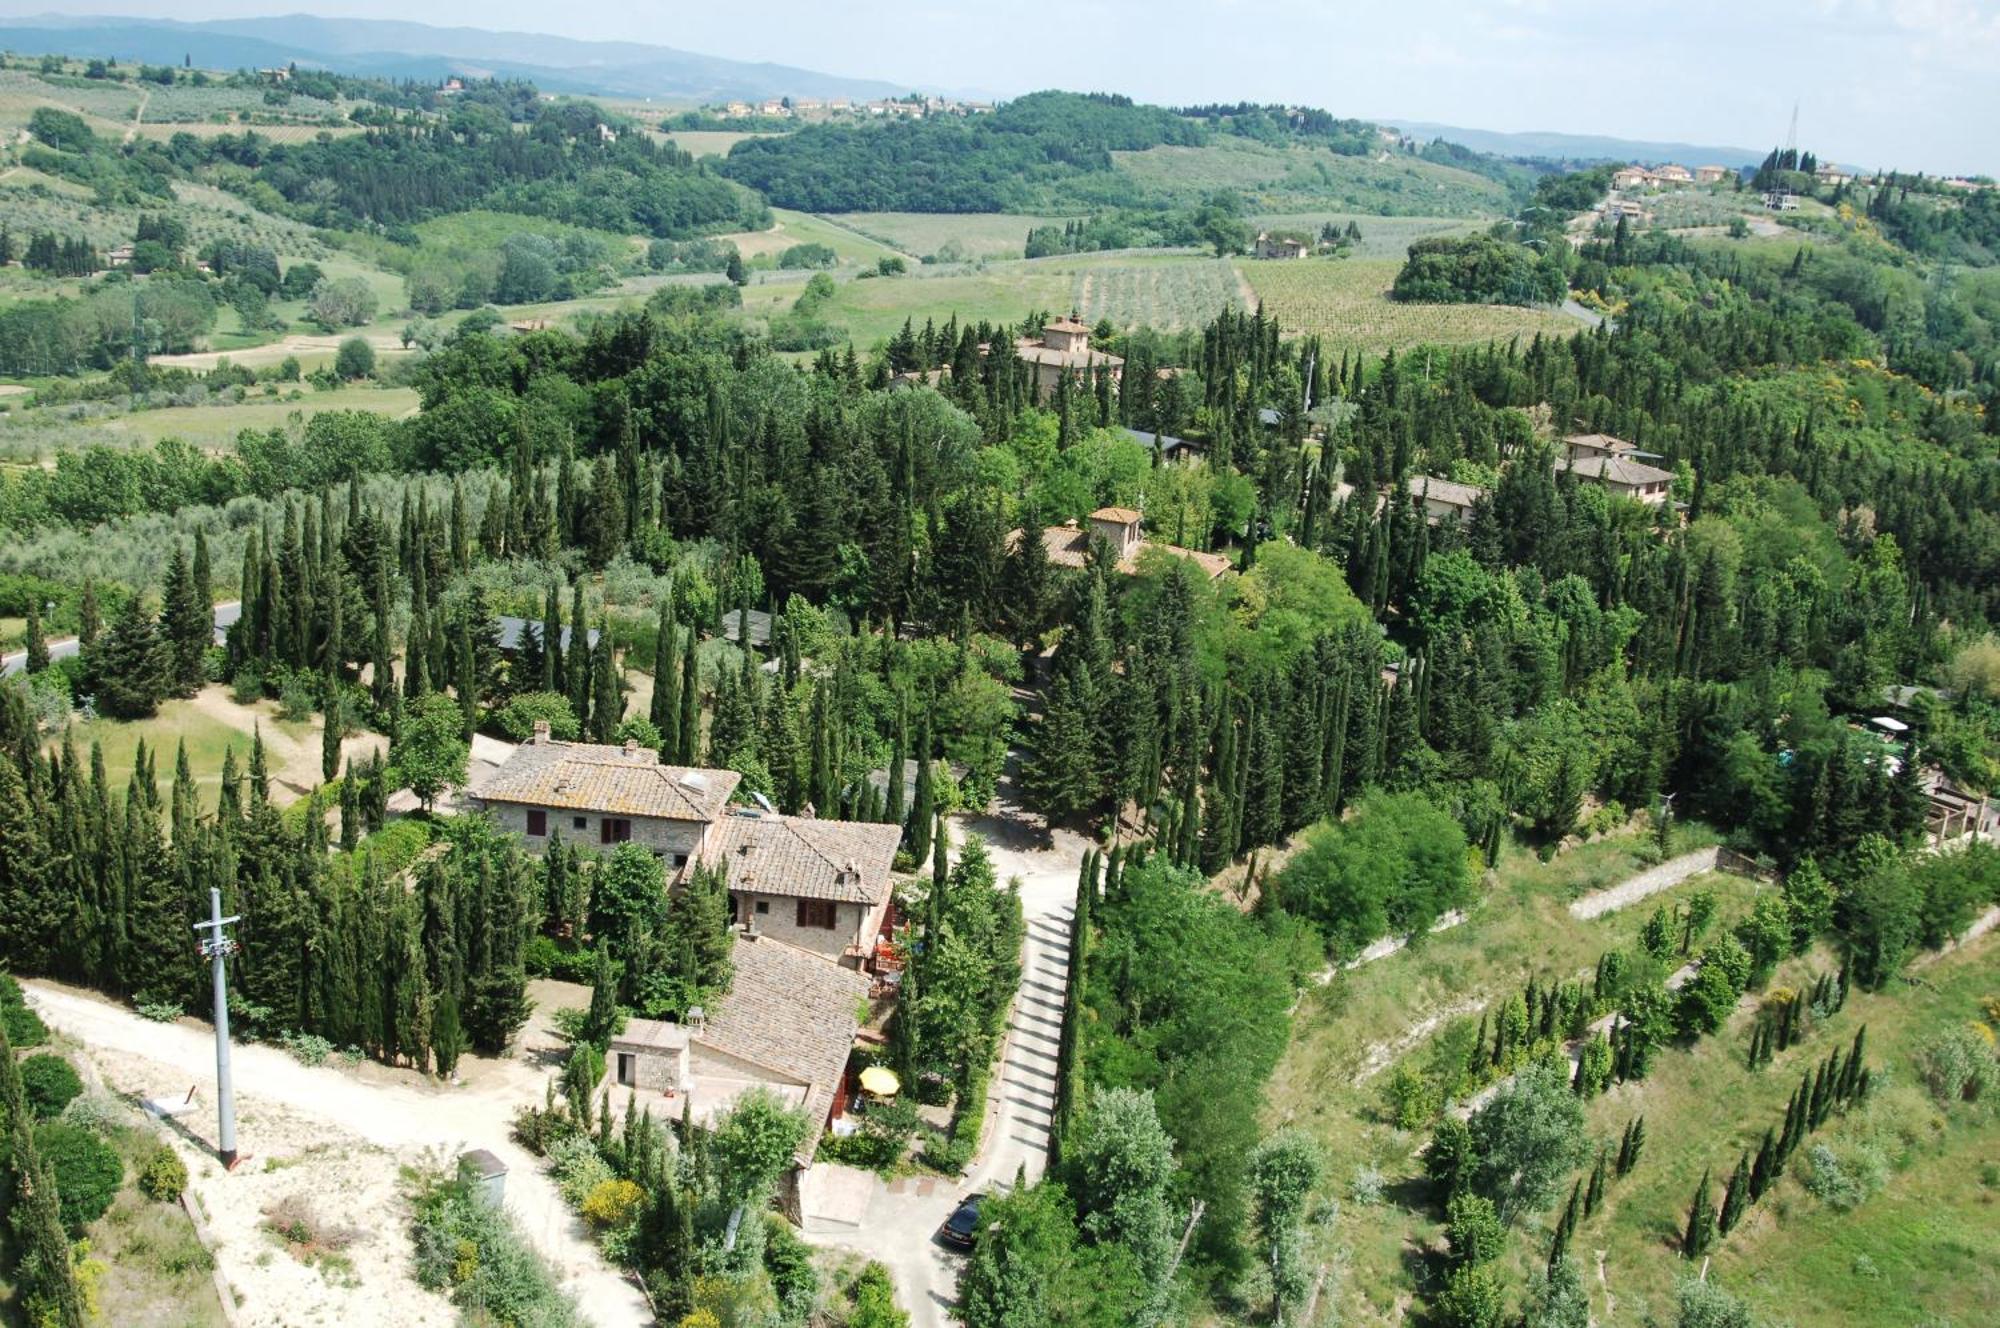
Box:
0;76;1998;1326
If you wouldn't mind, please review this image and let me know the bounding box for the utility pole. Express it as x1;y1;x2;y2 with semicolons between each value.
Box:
193;887;241;1168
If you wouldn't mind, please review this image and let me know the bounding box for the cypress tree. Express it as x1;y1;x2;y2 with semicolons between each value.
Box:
1749;1128;1776;1200
907;704;934;863
13;1121;87;1328
77;580;100;649
23;597;48;674
1718;1154;1749;1235
1838;1026;1867;1102
590;619;622;742
677;629;700;765
1682;1168;1714;1258
885;691;908;830
322;681;342;784
1583;1147;1607;1218
542;584;563;696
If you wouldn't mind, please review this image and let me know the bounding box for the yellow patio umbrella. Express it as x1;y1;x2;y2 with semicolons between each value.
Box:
858;1066;901;1098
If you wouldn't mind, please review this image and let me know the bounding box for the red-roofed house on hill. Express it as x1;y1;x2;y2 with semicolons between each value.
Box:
1013;506;1232;580
1015;315;1122;402
717;809;903;967
465;727;741;870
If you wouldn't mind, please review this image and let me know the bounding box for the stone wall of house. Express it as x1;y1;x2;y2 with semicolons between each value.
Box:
479;801;706;863
611;1044;685;1095
734;891;865;960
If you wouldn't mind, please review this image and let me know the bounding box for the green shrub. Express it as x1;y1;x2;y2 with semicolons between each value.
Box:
21;1052;84;1119
495;692;580;742
139;1143;189;1201
410;1164;579;1326
280;1031;334;1066
35;1121;124;1233
0;972;50;1046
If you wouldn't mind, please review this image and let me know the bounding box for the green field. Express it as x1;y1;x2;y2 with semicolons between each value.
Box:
0;385;419;460
721;208;907;266
738;249;1253;348
1266;823;2000;1328
1247;212;1483;259
1106;138;1515;216
661;130;784;158
53;698;257;800
1239;255;1580;356
830;212;1077;261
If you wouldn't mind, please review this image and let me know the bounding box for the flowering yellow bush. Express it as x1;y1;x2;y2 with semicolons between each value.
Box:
581;1178;644;1228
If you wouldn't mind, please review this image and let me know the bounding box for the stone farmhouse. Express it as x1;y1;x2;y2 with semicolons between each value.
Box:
1562;454;1675;505
1014;316;1123;402
1014;506;1232;579
605;933;870;1165
469;728;902;969
1407;475;1488;526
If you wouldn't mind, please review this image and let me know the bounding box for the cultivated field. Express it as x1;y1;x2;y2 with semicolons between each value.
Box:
127;120;366;143
1238;255;1580;356
1065;255;1246;330
1246;212;1483;259
830;212;1076;261
660;130;785;157
1106;138;1514;216
720;207;907;265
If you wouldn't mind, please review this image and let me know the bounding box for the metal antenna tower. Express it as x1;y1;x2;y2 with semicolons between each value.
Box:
1784;101;1799;166
193;887;242;1168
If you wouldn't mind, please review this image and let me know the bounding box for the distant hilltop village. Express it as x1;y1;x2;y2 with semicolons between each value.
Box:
706;93;995;120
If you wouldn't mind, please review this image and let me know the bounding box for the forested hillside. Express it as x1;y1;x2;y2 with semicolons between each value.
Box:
0;50;1997;1328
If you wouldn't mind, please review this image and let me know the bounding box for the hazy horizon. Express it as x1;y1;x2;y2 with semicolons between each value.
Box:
5;0;1995;175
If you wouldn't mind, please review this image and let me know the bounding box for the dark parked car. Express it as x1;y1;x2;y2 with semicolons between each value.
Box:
939;1192;986;1249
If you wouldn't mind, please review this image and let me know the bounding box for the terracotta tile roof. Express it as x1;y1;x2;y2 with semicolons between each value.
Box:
473;738;741;822
702;934;869;1161
1046;317;1091;333
1007;523;1231;578
1407;474;1488;509
1090;506;1142;524
1564;432;1637;454
717;812;902;905
1564;455;1675;486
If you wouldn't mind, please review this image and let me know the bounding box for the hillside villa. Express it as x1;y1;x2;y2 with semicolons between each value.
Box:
1254;232;1312;259
1407;475;1487;526
1013;506;1232;579
601;930;870;1166
1015;316;1123;401
1561;454;1675;505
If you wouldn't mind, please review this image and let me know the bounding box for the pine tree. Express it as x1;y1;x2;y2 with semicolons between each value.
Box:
90;597;168;719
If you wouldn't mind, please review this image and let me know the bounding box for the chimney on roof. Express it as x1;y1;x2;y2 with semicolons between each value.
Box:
624;738;641;759
687;1006;706;1038
531;719;550;742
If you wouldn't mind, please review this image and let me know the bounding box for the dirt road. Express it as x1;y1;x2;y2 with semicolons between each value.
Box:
804;756;1089;1327
26;981;650;1328
1568;846;1722;919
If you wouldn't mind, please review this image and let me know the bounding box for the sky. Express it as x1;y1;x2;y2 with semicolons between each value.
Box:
15;0;2000;174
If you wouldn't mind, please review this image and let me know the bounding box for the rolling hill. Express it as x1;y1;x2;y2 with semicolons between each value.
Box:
0;11;916;103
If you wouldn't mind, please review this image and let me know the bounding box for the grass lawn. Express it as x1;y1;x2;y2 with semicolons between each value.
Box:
659;130;784;157
1572;936;2000;1327
50;694;315;799
1238;255;1581;357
